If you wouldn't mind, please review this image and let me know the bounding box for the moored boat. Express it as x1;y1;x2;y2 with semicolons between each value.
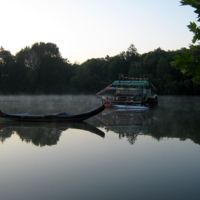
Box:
95;76;158;109
0;104;105;122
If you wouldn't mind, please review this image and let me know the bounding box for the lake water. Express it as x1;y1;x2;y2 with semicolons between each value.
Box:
0;95;200;200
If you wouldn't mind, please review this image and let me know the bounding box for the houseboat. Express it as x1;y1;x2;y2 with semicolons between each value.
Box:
95;76;158;109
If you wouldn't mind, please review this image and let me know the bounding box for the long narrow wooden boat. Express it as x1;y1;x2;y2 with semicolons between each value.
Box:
0;105;105;122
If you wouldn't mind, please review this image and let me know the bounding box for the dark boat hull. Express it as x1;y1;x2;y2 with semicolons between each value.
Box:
102;95;158;108
0;105;105;122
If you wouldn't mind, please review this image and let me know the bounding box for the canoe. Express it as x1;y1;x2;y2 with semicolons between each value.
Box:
0;105;105;122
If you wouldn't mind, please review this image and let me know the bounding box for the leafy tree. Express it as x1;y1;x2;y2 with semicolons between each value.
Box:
15;47;40;93
80;58;108;92
81;58;106;78
0;47;17;93
1;41;200;95
31;42;60;59
107;55;128;81
128;62;141;77
14;42;72;94
171;0;200;84
119;44;139;63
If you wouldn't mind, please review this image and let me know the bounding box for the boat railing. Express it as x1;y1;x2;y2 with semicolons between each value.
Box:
105;98;144;104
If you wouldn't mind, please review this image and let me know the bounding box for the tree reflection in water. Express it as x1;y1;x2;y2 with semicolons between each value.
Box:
96;108;156;145
96;104;200;145
0;95;200;146
0;121;105;146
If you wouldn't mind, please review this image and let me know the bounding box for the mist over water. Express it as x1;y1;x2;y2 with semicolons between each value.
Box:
0;95;200;200
1;94;199;113
0;95;102;114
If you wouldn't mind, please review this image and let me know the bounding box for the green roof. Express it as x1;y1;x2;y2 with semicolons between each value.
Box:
112;80;149;86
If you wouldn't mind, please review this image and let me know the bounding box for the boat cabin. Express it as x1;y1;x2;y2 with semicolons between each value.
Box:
111;80;151;99
95;76;158;108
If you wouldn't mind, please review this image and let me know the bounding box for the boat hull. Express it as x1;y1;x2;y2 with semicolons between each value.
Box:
111;105;150;110
0;105;105;122
102;95;158;109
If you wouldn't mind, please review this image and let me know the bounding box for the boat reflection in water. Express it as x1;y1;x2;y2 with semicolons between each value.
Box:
97;108;157;145
0;121;105;146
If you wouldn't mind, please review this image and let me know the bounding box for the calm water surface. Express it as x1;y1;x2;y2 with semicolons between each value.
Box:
0;95;200;200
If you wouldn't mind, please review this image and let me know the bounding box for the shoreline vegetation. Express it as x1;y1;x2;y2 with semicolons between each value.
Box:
0;42;200;95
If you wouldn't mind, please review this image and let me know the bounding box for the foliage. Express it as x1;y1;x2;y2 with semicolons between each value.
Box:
171;0;200;84
1;42;200;95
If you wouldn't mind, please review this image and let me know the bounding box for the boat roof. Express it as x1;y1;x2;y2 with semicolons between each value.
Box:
112;80;149;86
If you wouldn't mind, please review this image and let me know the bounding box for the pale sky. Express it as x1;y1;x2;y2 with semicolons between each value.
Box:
1;0;197;64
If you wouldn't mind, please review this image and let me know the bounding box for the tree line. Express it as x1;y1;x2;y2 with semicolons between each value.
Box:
0;42;200;95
